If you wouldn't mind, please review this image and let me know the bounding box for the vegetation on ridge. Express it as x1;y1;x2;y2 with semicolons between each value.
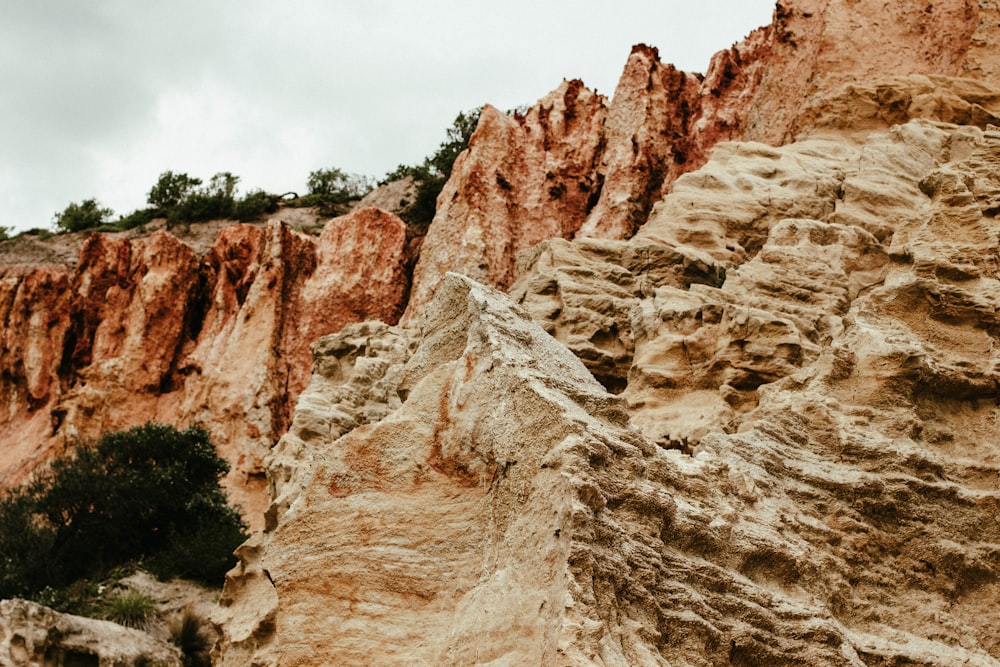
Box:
382;106;482;229
31;106;485;239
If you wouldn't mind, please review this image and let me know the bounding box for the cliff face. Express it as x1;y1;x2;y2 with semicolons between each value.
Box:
212;1;1000;664
218;117;1000;665
0;208;408;527
405;0;1000;325
6;1;1000;663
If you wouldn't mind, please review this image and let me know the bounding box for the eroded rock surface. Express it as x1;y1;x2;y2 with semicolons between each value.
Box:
0;208;408;528
220;117;1000;665
404;0;1000;327
0;599;181;666
403;81;608;322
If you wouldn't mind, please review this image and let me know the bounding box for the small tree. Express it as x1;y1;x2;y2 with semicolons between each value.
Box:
0;422;247;598
53;198;113;233
170;172;240;223
147;171;202;209
428;107;481;180
306;168;373;200
206;172;239;200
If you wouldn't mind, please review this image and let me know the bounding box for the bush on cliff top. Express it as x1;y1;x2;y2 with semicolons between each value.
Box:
0;422;247;601
383;106;482;228
52;198;114;233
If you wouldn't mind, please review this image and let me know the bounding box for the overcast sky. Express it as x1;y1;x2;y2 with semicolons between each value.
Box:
0;0;775;233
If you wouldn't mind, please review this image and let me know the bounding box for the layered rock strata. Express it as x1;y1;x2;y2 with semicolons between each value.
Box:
220;117;1000;664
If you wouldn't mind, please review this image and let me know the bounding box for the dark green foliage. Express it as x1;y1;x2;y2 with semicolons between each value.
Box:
306;167;373;200
382;107;482;228
147;172;203;209
427;107;481;179
53;198;114;233
17;227;54;240
282;168;374;217
169;192;233;223
103;208;163;232
233;190;280;222
0;493;58;596
170;607;212;667
0;225;10;241
147;171;243;224
169;173;240;223
0;423;247;599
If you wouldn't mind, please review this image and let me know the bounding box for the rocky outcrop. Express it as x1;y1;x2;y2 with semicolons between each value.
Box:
7;2;1000;664
0;599;181;666
403;0;1000;327
219;116;1000;664
0;208;408;528
402;81;608;322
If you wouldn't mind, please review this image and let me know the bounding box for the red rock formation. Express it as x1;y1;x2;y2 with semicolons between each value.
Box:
402;81;608;323
0;209;408;529
401;0;1000;327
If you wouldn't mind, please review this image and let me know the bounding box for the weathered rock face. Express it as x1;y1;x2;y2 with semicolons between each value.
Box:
402;80;608;323
0;598;182;666
0;208;408;528
8;2;1000;664
404;0;1000;327
220;115;1000;664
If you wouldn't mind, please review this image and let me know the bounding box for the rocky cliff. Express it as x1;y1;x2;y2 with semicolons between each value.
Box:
5;1;1000;664
0;208;408;526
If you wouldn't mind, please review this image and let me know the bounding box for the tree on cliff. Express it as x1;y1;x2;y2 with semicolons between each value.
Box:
52;198;114;233
147;171;203;209
0;423;247;599
383;106;482;228
306;167;373;200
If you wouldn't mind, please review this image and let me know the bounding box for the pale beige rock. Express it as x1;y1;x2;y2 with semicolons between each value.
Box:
0;599;182;666
355;175;418;218
220;274;920;666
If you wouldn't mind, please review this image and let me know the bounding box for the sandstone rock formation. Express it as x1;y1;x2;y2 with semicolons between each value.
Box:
220;119;1000;665
404;0;1000;327
0;208;408;528
402;81;608;322
7;2;1000;664
0;599;182;666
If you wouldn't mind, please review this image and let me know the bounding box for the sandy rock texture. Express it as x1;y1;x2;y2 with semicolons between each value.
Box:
0;599;181;666
219;116;1000;665
0;208;408;528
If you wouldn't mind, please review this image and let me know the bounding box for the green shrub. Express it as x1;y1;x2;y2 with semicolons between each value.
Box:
154;171;241;224
53;198;113;233
98;590;158;629
234;190;279;221
17;227;54;240
306;167;373;200
0;225;10;241
148;172;202;209
169;192;233;223
382;107;482;228
113;207;162;231
0;423;247;599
